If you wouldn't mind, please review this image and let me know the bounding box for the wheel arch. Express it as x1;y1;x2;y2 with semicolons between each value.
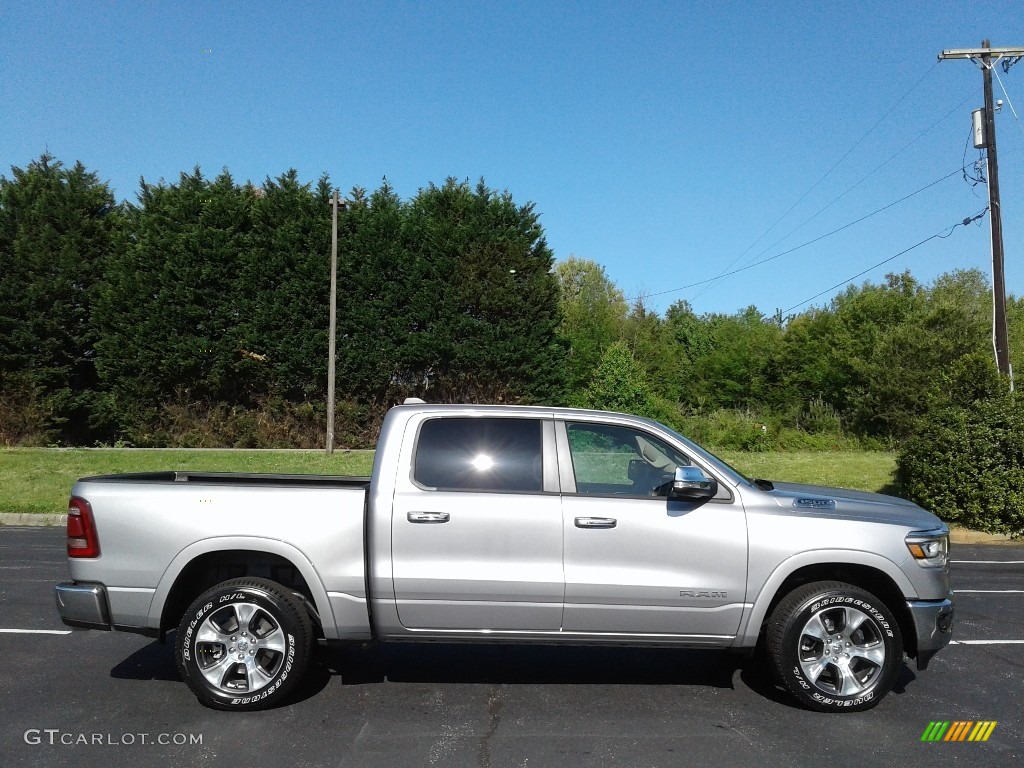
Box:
151;537;336;641
740;553;918;660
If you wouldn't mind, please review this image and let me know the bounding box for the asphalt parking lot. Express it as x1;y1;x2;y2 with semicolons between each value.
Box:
0;526;1020;767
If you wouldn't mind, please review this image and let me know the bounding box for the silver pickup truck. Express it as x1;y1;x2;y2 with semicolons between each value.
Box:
55;403;953;712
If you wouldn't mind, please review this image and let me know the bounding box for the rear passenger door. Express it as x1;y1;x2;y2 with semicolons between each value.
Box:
391;414;564;631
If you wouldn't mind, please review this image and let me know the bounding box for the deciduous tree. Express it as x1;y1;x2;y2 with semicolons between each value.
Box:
554;256;628;394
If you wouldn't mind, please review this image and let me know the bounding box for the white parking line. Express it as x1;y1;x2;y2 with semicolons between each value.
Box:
955;590;1024;593
951;560;1024;564
950;640;1024;645
0;629;72;635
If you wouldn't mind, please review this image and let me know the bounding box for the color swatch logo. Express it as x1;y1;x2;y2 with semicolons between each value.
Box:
921;721;997;742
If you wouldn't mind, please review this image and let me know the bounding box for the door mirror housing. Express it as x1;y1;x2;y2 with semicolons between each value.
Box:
668;465;717;501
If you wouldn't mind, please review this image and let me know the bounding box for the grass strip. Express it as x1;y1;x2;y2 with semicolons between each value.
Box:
716;450;898;496
3;448;897;515
1;448;375;514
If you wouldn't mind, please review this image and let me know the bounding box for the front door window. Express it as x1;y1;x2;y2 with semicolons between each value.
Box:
565;422;689;497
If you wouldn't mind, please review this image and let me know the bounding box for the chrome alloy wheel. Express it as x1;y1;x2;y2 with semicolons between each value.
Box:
193;601;288;694
797;605;886;697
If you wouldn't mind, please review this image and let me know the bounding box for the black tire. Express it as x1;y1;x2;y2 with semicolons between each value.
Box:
175;577;312;711
766;580;903;712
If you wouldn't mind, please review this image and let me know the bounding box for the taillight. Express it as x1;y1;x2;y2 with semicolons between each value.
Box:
67;496;100;558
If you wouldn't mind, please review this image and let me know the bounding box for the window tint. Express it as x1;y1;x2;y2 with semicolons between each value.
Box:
566;422;689;496
414;418;544;492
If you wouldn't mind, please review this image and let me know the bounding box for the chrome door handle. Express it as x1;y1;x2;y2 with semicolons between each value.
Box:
407;511;451;524
574;517;617;529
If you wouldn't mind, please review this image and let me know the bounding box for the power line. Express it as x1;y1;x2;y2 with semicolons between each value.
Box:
993;64;1024;143
718;89;980;284
633;165;966;302
782;208;989;314
690;63;944;301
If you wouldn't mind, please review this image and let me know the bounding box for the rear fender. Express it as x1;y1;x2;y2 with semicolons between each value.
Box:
150;536;338;639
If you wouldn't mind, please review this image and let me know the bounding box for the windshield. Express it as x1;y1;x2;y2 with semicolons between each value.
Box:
655;423;753;487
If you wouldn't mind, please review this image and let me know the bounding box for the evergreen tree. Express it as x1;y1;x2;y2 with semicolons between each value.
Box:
94;168;255;433
240;170;331;401
333;179;414;403
399;179;565;403
0;154;118;443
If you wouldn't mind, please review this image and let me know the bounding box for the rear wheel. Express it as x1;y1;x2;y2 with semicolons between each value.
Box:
766;581;902;712
175;577;312;711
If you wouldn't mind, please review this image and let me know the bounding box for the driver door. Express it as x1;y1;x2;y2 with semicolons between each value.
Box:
558;420;748;639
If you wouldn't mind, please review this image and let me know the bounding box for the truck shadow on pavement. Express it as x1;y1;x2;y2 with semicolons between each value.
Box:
110;639;180;682
323;643;745;687
313;642;918;707
108;639;918;710
314;642;915;705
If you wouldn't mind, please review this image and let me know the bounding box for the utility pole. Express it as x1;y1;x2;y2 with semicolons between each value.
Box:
939;42;1024;384
327;190;340;454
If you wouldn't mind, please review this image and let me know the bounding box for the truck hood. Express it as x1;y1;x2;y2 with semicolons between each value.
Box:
764;481;945;531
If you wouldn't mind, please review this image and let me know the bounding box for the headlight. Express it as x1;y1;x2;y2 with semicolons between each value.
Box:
905;530;949;568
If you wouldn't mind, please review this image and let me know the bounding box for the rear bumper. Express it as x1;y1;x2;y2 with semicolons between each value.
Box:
907;595;954;670
55;582;111;630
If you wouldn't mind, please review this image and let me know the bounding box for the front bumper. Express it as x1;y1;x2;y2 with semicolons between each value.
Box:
906;595;954;670
55;582;111;630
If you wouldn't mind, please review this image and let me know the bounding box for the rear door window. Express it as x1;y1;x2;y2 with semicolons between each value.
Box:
413;417;544;492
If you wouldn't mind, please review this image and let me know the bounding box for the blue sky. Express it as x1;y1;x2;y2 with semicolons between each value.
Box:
3;1;1024;317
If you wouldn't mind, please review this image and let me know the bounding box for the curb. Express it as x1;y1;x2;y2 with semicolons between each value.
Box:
0;513;66;527
949;529;1018;545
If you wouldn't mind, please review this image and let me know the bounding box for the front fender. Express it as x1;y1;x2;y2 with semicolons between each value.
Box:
735;549;914;648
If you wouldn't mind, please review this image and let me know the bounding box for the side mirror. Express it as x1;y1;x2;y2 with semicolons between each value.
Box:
668;465;717;501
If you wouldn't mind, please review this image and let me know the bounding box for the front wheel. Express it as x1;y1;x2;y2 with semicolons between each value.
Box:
766;581;903;712
175;577;312;710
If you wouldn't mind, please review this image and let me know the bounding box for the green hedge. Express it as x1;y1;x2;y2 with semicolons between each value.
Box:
896;395;1024;537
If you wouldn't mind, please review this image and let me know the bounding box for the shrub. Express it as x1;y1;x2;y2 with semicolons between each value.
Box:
896;394;1024;537
575;342;657;417
800;397;843;435
117;396;384;449
0;373;51;445
674;408;777;451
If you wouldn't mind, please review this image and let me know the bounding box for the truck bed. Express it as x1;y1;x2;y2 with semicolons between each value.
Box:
65;471;373;641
